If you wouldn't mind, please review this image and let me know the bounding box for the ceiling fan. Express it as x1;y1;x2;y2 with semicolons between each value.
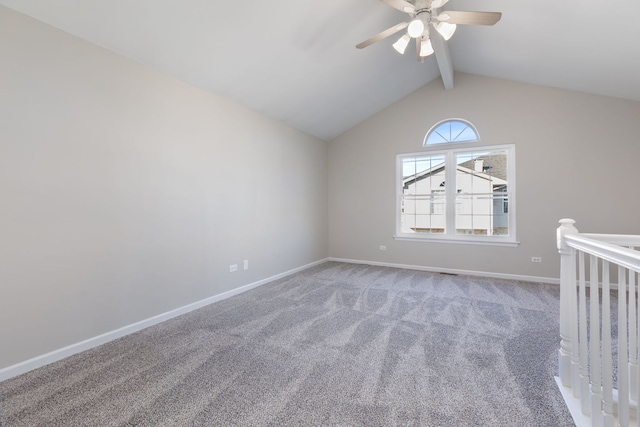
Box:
356;0;501;87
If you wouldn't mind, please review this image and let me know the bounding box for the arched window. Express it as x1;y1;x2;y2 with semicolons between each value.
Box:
424;119;479;146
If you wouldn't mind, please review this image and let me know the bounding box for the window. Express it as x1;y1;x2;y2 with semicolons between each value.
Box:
396;119;517;246
430;190;445;214
425;119;479;145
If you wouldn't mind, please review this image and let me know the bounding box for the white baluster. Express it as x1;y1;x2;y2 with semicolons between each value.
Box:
635;270;640;424
618;265;630;426
558;218;579;387
601;261;614;427
569;247;580;398
578;251;590;414
591;255;603;426
634;269;640;424
629;263;638;403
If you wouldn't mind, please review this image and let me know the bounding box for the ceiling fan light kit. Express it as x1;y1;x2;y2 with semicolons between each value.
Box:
420;38;434;57
435;21;456;40
392;34;411;54
407;19;425;38
357;0;501;61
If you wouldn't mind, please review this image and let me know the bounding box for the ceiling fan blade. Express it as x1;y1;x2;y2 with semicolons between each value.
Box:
356;22;409;49
416;37;423;62
430;0;450;9
439;11;502;25
380;0;416;14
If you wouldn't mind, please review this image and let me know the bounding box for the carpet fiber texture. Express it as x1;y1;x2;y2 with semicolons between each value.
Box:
0;262;574;426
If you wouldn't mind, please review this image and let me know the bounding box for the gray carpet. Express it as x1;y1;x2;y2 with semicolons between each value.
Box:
0;262;574;426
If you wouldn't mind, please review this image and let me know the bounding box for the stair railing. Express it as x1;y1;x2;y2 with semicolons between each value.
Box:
557;218;640;427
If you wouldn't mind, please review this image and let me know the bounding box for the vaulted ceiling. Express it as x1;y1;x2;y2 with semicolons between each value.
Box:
2;0;639;141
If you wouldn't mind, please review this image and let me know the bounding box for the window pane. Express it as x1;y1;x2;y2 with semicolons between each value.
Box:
401;155;446;234
425;120;479;145
454;150;509;236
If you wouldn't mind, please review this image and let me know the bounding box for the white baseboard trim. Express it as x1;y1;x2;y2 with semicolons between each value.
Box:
0;258;329;383
554;376;592;427
327;257;560;285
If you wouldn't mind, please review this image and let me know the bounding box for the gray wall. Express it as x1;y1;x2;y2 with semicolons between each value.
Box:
328;73;640;279
0;6;328;370
3;4;640;373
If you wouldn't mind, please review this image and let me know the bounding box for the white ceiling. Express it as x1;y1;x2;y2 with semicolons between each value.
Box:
2;0;639;141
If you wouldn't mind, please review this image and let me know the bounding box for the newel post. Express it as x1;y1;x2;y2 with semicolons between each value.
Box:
557;218;578;387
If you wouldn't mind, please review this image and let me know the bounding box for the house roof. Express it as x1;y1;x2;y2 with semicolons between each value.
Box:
458;155;507;181
1;0;639;141
403;161;507;190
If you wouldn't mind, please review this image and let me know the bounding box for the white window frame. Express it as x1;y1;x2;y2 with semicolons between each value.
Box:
395;142;518;247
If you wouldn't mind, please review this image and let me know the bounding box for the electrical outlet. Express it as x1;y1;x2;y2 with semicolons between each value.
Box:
229;264;238;272
379;245;387;251
243;260;249;270
531;257;542;263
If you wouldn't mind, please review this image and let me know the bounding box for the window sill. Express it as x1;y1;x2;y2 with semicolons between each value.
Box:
393;235;520;247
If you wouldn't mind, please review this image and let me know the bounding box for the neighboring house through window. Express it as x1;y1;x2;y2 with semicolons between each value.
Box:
396;119;518;246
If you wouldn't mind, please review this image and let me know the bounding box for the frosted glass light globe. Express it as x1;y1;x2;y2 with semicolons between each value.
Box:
407;19;425;38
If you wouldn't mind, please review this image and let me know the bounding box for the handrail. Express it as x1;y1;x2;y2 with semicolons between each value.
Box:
581;233;640;247
564;234;640;274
